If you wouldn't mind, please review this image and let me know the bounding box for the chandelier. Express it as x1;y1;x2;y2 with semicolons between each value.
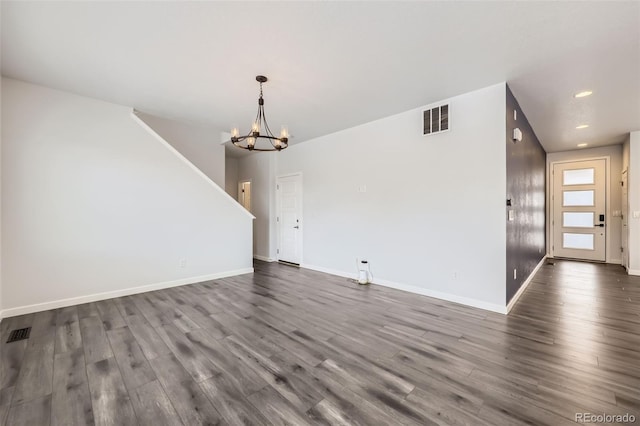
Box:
231;75;289;151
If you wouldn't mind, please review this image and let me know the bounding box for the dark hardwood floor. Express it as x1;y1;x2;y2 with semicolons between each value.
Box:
1;259;639;425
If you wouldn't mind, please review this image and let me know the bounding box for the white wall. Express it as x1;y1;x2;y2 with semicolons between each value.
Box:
628;131;640;274
1;78;253;316
547;145;623;264
225;156;239;199
275;83;507;311
238;153;277;261
135;112;225;188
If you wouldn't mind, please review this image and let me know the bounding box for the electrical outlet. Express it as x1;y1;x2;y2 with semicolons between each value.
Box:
453;271;458;280
633;211;640;219
513;269;517;280
179;258;187;268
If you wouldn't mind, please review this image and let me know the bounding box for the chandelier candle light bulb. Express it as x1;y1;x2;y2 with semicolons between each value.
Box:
230;75;289;151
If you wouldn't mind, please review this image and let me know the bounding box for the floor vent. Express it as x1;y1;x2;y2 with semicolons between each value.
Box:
6;327;31;343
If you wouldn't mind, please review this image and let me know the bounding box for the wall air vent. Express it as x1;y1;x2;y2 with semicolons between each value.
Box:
423;103;449;136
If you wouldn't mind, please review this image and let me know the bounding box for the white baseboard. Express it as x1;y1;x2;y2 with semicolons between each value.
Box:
506;256;546;314
300;263;358;280
253;255;276;262
629;269;640;276
0;267;254;319
300;263;507;314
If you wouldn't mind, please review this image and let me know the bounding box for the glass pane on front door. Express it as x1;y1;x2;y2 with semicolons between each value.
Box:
563;168;595;185
562;212;594;228
563;233;594;250
563;190;594;206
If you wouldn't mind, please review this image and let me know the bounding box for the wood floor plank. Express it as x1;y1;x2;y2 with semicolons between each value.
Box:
199;372;270;426
155;323;218;383
148;353;222;426
11;311;56;405
5;395;51;426
0;338;29;391
404;386;483;426
51;348;94;426
223;333;323;411
2;259;639;426
305;378;402;426
112;296;141;318
246;384;314;426
106;326;156;391
0;387;14;426
55;306;82;355
80;316;113;365
185;328;268;395
77;303;100;320
0;314;34;392
122;314;171;361
85;357;137;426
129;380;183;426
95;300;127;332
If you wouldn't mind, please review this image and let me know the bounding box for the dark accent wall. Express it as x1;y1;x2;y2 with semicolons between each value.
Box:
506;85;546;304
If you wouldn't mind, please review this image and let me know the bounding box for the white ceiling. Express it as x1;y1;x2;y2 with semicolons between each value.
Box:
2;1;639;153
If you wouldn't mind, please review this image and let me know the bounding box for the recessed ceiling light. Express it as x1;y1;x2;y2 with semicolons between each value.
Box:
576;124;589;129
574;91;593;98
577;143;588;147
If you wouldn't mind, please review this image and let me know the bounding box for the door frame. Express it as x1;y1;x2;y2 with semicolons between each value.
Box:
276;172;303;264
549;156;611;262
238;179;252;213
621;168;629;270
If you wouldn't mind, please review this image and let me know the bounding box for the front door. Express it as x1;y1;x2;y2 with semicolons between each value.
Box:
552;159;606;261
277;174;302;264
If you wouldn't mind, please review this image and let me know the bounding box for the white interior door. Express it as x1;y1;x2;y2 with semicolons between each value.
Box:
277;174;302;264
552;159;606;261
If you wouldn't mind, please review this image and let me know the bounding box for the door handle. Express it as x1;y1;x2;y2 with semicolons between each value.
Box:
293;225;299;229
594;223;605;227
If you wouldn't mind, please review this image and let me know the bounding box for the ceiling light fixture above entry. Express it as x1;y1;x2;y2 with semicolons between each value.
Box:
574;91;593;98
577;143;588;147
231;75;289;152
576;124;590;129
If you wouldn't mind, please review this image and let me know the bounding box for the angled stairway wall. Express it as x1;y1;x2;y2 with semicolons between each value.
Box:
0;78;254;317
134;111;226;189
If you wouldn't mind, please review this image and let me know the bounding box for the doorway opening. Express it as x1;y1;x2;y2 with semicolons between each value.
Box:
238;180;251;212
